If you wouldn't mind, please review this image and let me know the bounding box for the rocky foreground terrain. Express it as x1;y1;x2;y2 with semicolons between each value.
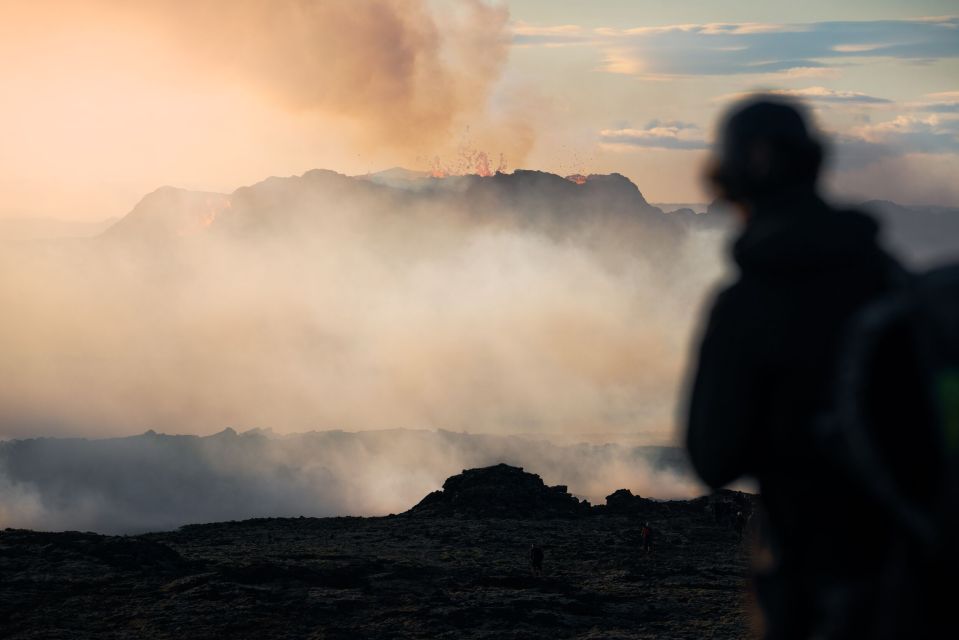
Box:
0;465;756;639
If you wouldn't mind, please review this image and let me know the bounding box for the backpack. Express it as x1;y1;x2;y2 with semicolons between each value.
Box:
817;262;959;635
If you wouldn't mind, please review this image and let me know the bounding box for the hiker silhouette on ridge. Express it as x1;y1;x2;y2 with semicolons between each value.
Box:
683;95;918;639
641;522;653;553
529;543;544;575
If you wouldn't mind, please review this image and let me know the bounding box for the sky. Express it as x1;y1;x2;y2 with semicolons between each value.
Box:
1;0;958;220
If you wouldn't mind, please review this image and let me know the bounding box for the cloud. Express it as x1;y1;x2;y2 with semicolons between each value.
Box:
830;135;894;171
825;114;959;175
646;119;699;130
921;103;959;113
599;122;708;150
852;115;959;152
768;86;891;104
912;91;959;113
766;66;843;80
0;171;731;444
511;23;590;47
516;16;959;78
18;1;523;157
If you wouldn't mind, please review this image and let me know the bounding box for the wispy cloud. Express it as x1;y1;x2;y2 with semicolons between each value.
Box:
514;16;959;78
599;121;708;151
769;86;892;104
511;23;591;47
852;114;959;152
913;90;959;113
597;110;959;166
831;114;959;171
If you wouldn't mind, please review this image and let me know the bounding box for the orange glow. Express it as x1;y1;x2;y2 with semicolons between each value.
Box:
177;196;231;237
429;149;509;178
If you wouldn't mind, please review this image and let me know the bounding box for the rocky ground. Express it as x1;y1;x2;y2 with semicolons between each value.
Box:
0;465;756;639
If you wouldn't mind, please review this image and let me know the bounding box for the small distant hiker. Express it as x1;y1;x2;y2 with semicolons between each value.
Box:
734;511;748;541
641;522;653;553
529;544;544;575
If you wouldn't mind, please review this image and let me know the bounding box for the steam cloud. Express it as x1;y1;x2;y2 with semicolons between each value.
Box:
0;172;730;441
0;429;701;534
0;166;739;532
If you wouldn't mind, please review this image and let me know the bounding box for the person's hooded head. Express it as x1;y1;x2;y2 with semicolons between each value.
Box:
706;96;825;207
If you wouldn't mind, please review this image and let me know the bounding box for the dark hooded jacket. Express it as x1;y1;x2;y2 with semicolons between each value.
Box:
685;190;901;636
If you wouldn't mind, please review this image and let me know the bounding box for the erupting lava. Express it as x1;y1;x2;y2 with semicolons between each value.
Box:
429;149;509;178
177;195;231;237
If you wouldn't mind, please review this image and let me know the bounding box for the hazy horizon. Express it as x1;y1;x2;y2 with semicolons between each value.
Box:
3;164;959;227
0;425;705;533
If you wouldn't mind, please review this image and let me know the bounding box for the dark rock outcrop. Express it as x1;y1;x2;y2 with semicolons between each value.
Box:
601;488;653;515
700;489;755;521
408;464;591;518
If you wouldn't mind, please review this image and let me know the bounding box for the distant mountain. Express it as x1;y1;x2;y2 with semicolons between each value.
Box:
99;186;232;241
94;169;958;267
355;167;431;188
98;169;679;252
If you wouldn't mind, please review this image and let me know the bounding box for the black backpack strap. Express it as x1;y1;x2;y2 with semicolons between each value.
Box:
821;291;939;549
821;262;959;561
912;265;959;571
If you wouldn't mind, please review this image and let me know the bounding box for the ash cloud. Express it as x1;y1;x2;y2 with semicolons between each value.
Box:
130;0;527;156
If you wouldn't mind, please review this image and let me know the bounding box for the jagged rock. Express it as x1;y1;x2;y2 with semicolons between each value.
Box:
407;464;591;518
602;488;653;515
690;489;757;526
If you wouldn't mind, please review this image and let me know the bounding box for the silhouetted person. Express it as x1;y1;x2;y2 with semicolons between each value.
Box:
529;544;544;575
734;511;747;542
641;522;653;553
685;96;907;639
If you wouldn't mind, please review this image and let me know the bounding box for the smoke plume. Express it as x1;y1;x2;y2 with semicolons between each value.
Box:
127;0;526;156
